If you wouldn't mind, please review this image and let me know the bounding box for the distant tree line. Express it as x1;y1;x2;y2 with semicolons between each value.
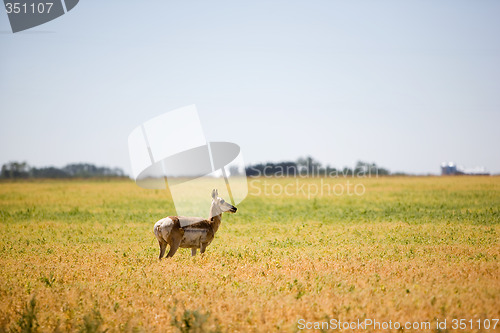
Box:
244;156;391;177
1;157;392;179
0;161;126;179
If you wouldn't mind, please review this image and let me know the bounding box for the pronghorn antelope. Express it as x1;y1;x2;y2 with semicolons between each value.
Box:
153;189;237;258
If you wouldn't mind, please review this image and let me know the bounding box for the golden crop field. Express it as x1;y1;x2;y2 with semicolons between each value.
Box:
0;176;499;332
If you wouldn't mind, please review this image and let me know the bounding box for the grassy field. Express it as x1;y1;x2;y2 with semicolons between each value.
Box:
0;176;499;332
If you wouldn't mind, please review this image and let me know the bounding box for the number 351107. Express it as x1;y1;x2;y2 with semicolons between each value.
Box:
5;2;54;14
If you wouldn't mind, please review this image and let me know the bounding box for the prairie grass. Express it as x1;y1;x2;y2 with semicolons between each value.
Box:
0;176;499;332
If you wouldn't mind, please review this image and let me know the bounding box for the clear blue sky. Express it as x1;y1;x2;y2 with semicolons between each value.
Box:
1;0;499;175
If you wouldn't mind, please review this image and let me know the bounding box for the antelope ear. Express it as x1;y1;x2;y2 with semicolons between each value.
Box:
211;189;217;199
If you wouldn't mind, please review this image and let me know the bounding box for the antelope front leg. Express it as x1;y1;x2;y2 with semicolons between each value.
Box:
191;248;197;256
200;243;208;254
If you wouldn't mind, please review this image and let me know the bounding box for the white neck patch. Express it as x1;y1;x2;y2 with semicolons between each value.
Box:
209;200;223;218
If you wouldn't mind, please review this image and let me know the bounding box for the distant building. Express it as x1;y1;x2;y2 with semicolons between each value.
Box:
441;162;462;175
441;162;489;176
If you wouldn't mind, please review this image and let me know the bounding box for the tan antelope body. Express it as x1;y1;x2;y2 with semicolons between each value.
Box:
153;189;237;258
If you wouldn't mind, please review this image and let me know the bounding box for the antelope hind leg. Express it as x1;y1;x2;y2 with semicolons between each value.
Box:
191;248;197;256
166;236;181;258
158;240;167;260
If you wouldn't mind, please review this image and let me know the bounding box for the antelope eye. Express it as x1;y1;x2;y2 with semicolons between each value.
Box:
220;199;225;203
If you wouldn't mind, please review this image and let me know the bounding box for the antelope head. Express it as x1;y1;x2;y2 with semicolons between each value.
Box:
210;189;237;218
